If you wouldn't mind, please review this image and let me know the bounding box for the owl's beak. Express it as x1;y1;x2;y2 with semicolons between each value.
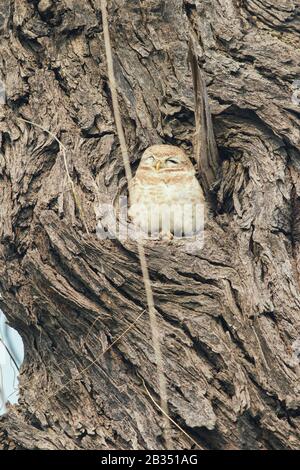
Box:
155;161;162;171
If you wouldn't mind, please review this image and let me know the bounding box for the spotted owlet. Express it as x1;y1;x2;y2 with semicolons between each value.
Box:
128;144;206;239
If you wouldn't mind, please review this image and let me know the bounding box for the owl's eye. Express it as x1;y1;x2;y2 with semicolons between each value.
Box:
144;156;155;164
165;157;179;167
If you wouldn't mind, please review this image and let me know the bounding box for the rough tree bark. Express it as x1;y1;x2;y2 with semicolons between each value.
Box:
0;0;300;450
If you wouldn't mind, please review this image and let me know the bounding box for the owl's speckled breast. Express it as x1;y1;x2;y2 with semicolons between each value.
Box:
129;177;205;237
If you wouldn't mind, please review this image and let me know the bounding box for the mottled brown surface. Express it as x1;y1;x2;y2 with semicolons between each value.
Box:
1;0;300;450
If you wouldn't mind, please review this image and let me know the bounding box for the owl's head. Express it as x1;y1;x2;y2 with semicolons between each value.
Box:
138;145;195;175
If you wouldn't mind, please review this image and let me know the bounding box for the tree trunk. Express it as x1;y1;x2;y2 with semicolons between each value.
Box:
1;0;300;450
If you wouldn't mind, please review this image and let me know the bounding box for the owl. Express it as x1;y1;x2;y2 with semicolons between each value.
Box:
128;145;206;239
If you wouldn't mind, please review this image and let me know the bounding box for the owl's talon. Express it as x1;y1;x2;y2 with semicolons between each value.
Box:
160;231;173;241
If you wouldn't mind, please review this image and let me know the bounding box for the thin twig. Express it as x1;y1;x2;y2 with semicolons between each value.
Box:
28;310;146;420
100;0;171;448
17;117;90;234
0;337;19;371
142;378;202;450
